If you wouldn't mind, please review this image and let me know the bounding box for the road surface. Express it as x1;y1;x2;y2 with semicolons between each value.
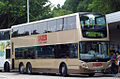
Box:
0;72;120;79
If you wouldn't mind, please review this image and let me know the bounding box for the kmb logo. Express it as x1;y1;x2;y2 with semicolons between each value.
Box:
38;35;47;41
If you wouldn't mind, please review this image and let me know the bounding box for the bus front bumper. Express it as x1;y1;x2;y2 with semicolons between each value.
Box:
67;62;111;74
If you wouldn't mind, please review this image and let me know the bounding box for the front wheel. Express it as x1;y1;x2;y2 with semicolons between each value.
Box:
59;64;68;77
26;63;32;74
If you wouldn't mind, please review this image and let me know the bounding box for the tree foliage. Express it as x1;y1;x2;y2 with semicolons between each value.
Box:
1;0;120;29
88;0;120;14
88;0;111;14
77;0;93;12
52;4;72;17
52;9;72;17
62;0;80;13
62;0;120;14
0;0;26;28
63;0;93;13
0;0;51;29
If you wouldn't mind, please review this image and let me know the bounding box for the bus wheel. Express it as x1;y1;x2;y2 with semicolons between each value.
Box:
19;64;24;74
26;63;32;74
88;73;95;77
60;64;68;77
4;62;10;72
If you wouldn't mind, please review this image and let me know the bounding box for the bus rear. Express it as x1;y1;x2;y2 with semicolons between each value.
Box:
0;29;11;72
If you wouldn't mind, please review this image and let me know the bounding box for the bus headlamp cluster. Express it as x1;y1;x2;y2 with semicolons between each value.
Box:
82;64;88;68
107;62;111;67
81;62;88;68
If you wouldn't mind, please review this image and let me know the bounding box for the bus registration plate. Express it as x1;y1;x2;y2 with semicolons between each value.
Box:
93;63;102;66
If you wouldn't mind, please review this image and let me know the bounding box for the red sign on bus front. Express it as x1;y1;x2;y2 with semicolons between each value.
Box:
38;35;47;41
93;63;102;66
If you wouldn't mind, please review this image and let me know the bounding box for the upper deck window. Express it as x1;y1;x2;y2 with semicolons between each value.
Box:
0;30;10;40
48;20;56;32
18;26;25;36
63;16;76;30
32;23;39;34
12;15;77;38
24;25;33;35
12;27;19;37
56;18;64;31
33;23;44;34
80;14;107;38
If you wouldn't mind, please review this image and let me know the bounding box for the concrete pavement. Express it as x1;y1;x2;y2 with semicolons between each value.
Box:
0;72;120;79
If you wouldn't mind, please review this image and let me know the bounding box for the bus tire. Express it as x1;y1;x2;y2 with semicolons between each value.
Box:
59;63;68;77
26;63;32;74
19;63;24;74
88;73;95;77
4;62;10;72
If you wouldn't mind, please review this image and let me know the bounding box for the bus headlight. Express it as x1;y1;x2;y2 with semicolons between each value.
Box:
107;61;111;67
81;62;88;68
82;64;88;68
107;62;111;67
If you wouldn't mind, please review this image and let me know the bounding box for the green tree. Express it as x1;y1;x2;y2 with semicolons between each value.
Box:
29;0;52;21
53;4;61;11
52;4;72;17
52;9;72;17
62;0;93;13
111;0;120;12
0;0;52;29
62;0;80;13
77;0;93;12
0;0;26;28
88;0;120;14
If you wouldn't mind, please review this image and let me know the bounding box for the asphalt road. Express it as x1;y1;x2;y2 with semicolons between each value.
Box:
0;72;120;79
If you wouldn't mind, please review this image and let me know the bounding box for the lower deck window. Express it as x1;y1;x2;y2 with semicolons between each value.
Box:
15;43;78;59
6;49;11;59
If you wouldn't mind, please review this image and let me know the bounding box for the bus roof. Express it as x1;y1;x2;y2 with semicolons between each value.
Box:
106;11;120;24
0;28;11;32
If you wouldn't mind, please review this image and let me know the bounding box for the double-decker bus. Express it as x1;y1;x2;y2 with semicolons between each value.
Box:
11;12;110;76
0;29;11;72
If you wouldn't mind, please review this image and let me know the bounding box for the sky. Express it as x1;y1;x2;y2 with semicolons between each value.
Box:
49;0;66;7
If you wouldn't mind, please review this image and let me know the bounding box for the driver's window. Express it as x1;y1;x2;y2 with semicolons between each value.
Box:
96;17;105;25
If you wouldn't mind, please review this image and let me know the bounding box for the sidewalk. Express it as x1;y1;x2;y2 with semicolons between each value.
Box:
115;73;120;77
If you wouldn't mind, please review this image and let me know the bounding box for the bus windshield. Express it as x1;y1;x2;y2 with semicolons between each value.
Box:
79;42;110;62
80;14;107;38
